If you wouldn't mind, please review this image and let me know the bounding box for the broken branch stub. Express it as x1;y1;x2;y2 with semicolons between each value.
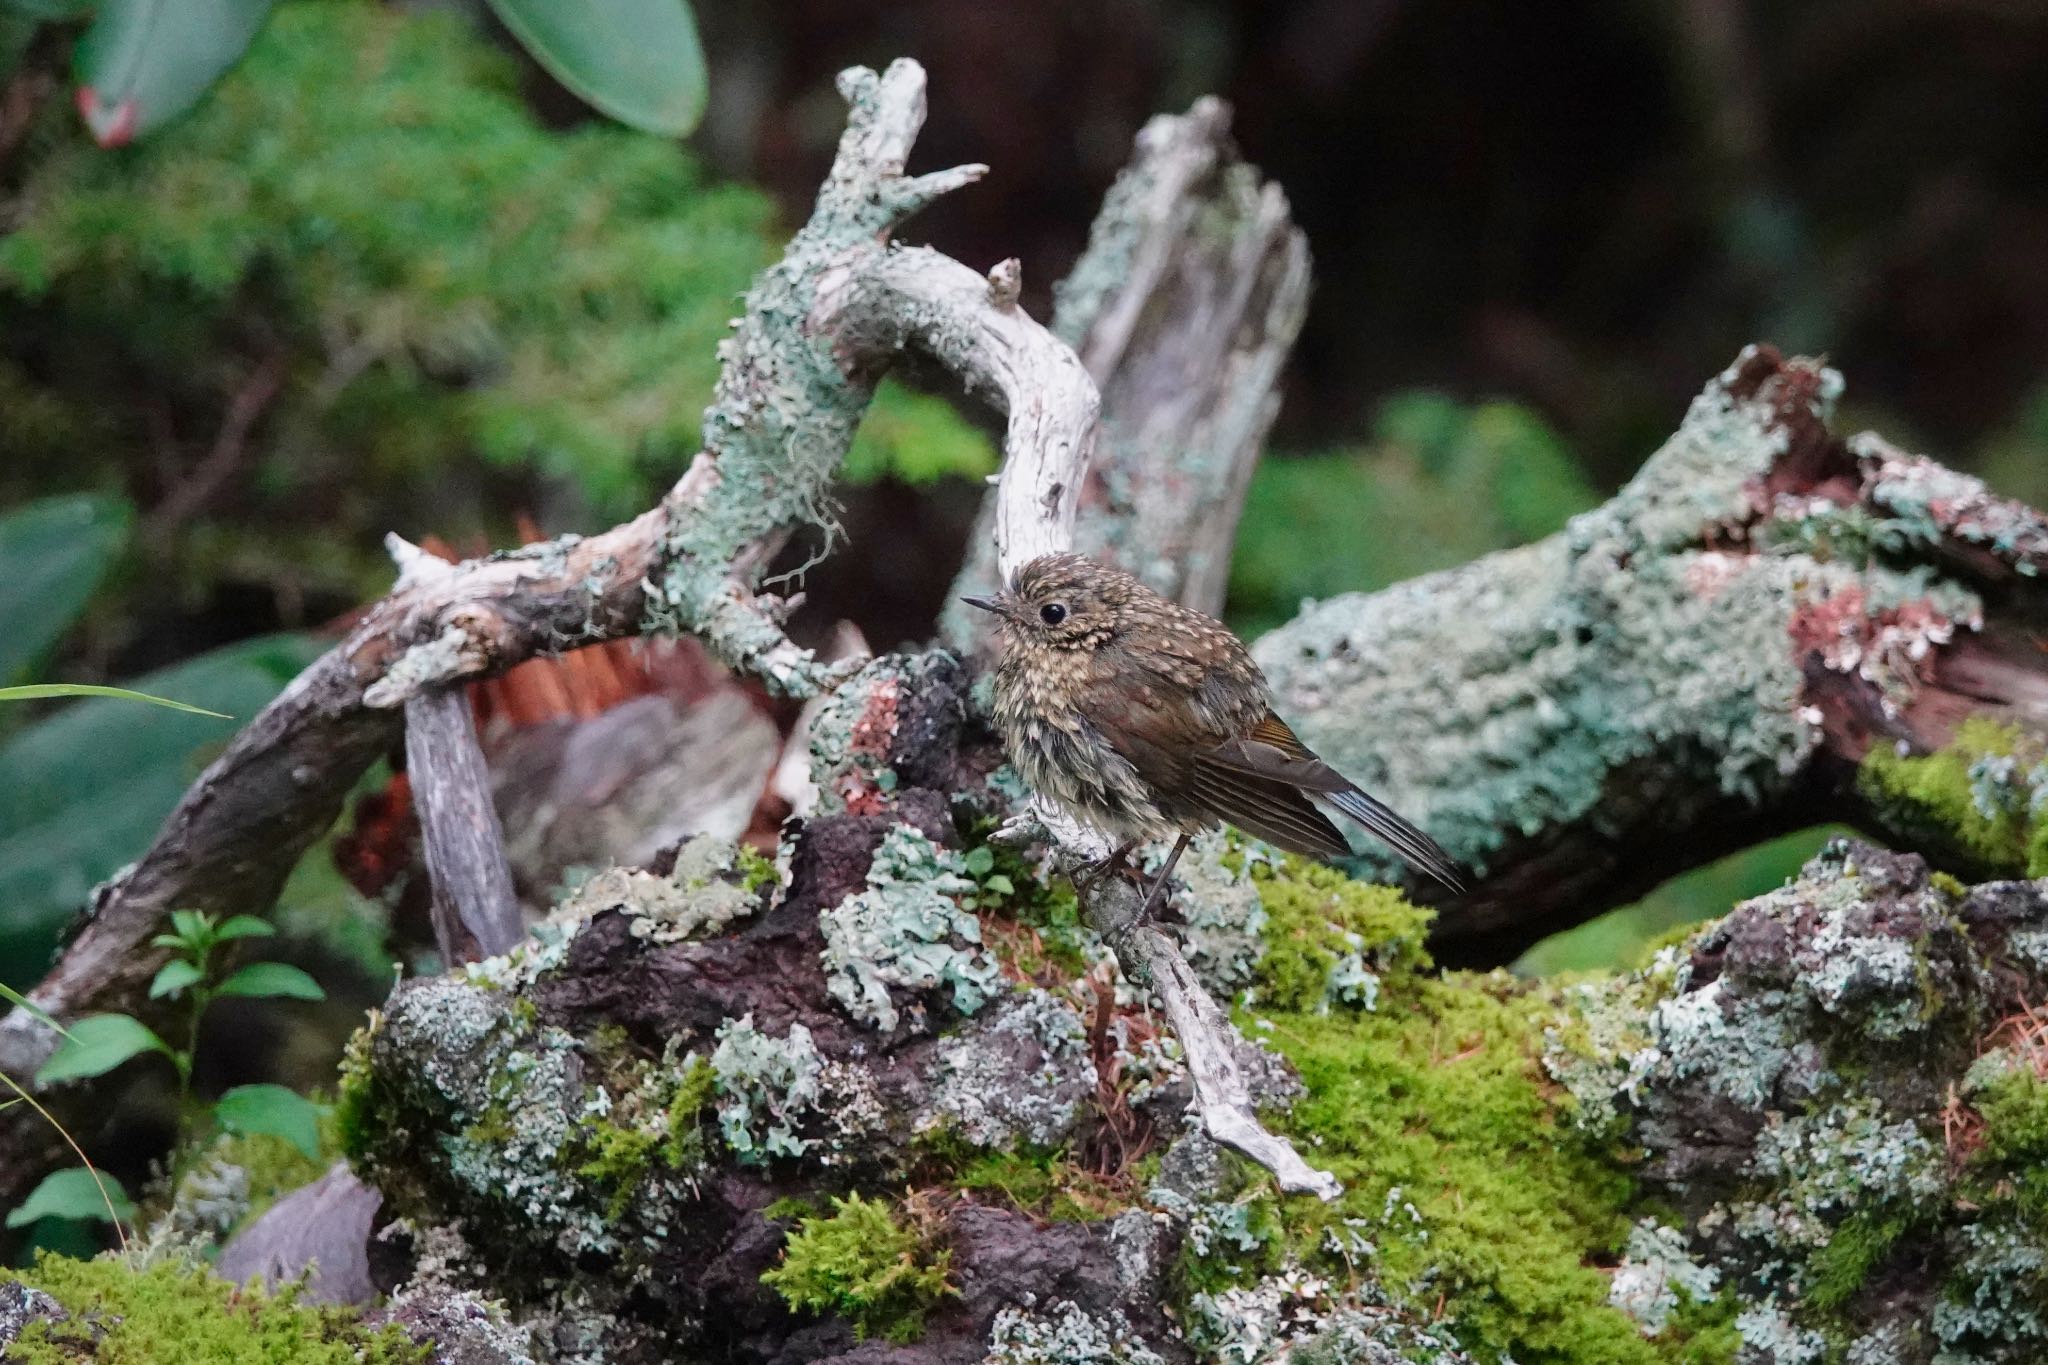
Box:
946;94;1311;647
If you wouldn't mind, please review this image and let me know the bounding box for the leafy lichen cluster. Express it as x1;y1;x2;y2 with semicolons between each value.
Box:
818;824;1003;1032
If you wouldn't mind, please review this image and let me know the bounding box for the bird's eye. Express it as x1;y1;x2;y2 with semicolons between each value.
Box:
1039;602;1068;626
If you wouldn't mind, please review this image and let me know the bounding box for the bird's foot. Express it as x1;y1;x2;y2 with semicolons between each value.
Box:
1071;842;1136;895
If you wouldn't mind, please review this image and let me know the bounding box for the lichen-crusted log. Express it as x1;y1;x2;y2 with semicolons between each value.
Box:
1548;840;2048;1363
0;57;1102;1201
945;95;1311;646
331;664;1449;1360
1257;345;2048;962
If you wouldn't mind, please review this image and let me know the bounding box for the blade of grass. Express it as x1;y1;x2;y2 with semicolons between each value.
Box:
0;683;230;718
0;1068;129;1250
0;980;70;1040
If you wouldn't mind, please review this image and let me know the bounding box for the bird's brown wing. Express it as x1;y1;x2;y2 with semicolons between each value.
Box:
1078;684;1353;859
1200;712;1466;892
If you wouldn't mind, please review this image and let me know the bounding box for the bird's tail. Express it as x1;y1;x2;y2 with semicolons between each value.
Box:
1326;787;1467;893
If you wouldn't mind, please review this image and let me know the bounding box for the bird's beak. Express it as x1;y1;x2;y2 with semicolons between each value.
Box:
960;594;1002;615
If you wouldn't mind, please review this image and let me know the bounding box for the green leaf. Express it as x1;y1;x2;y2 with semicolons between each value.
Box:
147;959;203;1000
5;1166;134;1228
0;634;320;978
34;1013;169;1084
215;962;323;1002
485;0;706;136
0;684;229;718
982;874;1015;897
213;915;275;942
0;495;131;686
73;0;273;147
213;1083;321;1158
963;846;995;877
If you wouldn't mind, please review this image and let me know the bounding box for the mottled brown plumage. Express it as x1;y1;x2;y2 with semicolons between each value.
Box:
965;553;1463;910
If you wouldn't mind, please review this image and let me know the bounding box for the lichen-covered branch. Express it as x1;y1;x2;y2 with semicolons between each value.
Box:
0;57;1102;1203
945;94;1311;646
1258;345;2048;961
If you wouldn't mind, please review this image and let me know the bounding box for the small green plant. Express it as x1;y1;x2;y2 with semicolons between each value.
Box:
6;909;326;1238
761;1192;955;1342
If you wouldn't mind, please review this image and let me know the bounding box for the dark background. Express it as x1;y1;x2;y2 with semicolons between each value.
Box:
697;0;2048;490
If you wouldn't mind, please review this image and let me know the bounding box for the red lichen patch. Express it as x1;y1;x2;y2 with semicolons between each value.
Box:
1790;584;1962;703
832;675;902;816
1860;440;2048;579
1789;583;1874;677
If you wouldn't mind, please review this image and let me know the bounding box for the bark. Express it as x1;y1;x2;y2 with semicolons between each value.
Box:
1255;346;2048;962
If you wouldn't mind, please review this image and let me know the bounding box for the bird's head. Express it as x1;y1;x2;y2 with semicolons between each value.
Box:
960;552;1139;651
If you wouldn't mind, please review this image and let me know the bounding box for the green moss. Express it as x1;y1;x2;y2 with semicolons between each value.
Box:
332;1016;381;1164
1;1253;426;1363
570;1055;714;1219
955;1148;1129;1223
1254;979;1655;1365
1977;1068;2048;1168
1856;718;2043;877
664;1055;717;1164
1658;1292;1742;1365
1249;856;1432;1013
761;1193;954;1343
736;845;780;896
1808;1208;1915;1311
1231;862;1656;1363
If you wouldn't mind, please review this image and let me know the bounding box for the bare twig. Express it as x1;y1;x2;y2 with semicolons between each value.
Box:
406;687;522;964
142;349;289;547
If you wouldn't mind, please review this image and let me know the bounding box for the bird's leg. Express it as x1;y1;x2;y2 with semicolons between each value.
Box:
1134;832;1192;922
1073;841;1136;894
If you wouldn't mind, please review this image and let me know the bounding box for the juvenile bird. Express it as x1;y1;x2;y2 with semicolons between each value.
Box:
964;552;1464;914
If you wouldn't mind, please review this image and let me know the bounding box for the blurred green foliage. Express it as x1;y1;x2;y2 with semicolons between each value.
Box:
0;632;318;983
0;494;127;685
0;0;990;609
1226;391;1599;637
1513;826;1846;976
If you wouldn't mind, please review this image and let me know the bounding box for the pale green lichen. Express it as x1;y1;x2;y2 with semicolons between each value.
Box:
1249;353;1982;891
461;835;763;992
818;825;1002;1032
922;989;1095;1149
709;1014;827;1163
982;1300;1166;1365
1609;1219;1719;1335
